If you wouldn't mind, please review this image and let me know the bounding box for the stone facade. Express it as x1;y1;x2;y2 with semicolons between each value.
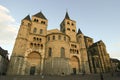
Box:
85;38;111;73
110;58;120;72
7;12;111;75
0;47;9;75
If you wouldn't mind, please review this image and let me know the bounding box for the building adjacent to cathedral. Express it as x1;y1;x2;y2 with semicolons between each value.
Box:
7;12;111;75
0;47;9;75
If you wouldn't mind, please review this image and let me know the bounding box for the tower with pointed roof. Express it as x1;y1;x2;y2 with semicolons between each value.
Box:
60;12;77;42
7;12;48;75
31;12;48;36
7;15;32;75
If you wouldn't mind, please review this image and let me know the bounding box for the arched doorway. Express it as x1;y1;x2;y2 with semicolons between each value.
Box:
27;51;41;75
30;66;36;75
70;56;80;74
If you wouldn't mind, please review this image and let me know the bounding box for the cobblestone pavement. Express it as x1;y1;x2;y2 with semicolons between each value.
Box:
0;72;120;80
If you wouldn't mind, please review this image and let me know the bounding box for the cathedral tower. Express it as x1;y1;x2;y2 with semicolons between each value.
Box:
7;15;31;75
77;28;90;73
31;12;48;36
60;12;76;42
8;12;48;75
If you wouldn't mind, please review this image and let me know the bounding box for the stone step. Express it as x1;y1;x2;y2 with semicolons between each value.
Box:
0;73;120;80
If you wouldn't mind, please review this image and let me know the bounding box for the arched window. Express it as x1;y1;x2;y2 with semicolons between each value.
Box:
61;47;65;57
77;50;79;54
64;36;66;41
48;36;50;41
34;19;38;22
71;23;74;26
33;28;37;33
39;38;42;42
67;28;70;31
22;22;24;25
40;29;43;34
36;19;39;22
48;48;52;57
28;23;31;26
34;19;37;22
41;21;45;24
58;35;61;40
30;43;33;48
41;44;43;49
53;35;55;40
72;29;75;32
67;21;70;25
33;37;36;41
37;38;39;41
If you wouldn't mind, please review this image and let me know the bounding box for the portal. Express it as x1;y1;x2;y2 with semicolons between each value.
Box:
30;66;36;75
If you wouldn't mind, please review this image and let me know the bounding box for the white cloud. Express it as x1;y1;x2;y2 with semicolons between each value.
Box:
0;5;15;23
0;5;18;53
0;5;9;13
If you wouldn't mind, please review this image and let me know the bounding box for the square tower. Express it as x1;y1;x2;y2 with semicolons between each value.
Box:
60;12;77;42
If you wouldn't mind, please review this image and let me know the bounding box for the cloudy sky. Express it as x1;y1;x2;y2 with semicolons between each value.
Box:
0;0;120;60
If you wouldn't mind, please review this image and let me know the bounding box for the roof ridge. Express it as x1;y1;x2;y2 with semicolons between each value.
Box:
33;12;47;20
23;15;31;21
64;12;70;20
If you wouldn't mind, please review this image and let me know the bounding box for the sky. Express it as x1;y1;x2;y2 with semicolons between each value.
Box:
0;0;120;60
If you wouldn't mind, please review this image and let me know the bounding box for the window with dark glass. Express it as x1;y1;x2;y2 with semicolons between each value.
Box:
38;44;40;47
37;38;39;41
33;28;37;33
22;22;24;25
33;37;36;41
61;47;65;57
72;29;75;32
40;38;42;42
64;36;66;41
67;28;70;31
30;43;33;47
41;21;45;24
58;35;61;40
75;45;77;48
48;36;50;41
40;29;43;34
48;48;52;57
41;44;43;49
67;21;70;25
96;60;100;68
36;19;38;22
53;35;55;40
34;19;37;22
34;19;38;22
77;50;79;54
28;23;31;26
71;23;74;26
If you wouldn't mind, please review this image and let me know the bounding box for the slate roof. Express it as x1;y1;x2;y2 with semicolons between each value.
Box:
64;12;70;20
77;28;83;35
33;12;47;20
23;15;31;21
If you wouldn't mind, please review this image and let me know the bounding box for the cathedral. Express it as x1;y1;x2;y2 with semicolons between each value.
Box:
7;12;111;75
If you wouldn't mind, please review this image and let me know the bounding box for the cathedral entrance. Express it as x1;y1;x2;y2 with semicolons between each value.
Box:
73;68;76;74
27;51;41;75
30;66;36;75
70;56;80;74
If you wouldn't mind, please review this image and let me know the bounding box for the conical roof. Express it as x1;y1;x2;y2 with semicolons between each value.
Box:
77;28;83;34
64;12;70;20
33;12;47;20
23;15;31;21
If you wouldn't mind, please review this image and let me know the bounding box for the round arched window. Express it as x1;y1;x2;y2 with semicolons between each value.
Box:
33;28;37;33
